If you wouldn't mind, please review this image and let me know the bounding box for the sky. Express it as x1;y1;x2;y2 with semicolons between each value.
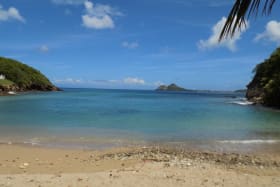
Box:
0;0;280;90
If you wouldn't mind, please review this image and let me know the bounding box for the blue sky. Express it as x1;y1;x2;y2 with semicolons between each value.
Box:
1;0;280;90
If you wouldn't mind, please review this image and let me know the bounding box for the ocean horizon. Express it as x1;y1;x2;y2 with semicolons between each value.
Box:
0;88;280;153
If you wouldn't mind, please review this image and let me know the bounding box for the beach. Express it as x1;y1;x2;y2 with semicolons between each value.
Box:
2;0;280;185
1;90;280;186
0;144;280;187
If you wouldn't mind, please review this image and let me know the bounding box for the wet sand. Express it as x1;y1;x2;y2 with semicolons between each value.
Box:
0;144;280;186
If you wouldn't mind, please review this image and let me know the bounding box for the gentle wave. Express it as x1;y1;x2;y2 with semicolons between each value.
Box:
23;138;41;146
218;140;280;144
228;98;254;106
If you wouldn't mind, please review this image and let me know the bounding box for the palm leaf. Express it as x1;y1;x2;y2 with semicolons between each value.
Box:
219;0;276;41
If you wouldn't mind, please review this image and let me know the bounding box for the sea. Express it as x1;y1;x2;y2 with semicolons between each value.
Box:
0;88;280;153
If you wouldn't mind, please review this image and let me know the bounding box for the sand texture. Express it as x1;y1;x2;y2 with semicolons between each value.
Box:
0;145;279;187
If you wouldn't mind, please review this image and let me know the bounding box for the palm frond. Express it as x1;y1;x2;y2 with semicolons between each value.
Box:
219;0;276;41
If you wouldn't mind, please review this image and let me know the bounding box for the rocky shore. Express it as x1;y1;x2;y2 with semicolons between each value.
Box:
0;85;61;96
97;147;280;168
0;144;279;186
245;48;280;108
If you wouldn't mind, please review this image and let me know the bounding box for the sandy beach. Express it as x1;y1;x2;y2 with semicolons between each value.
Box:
1;0;280;186
0;144;279;187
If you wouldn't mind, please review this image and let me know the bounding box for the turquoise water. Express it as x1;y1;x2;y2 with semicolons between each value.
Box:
0;88;280;152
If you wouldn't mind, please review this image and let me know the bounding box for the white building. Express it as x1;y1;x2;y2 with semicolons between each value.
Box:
0;74;5;80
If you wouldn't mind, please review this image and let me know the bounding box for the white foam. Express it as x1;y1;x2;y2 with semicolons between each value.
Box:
228;98;254;106
8;91;16;95
218;140;280;144
23;138;40;146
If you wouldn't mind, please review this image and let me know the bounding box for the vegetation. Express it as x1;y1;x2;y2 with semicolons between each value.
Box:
220;0;276;40
219;1;279;108
0;57;59;91
0;79;15;87
156;84;187;91
246;47;280;108
234;89;247;93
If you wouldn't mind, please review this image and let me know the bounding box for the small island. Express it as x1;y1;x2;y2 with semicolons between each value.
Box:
0;57;60;95
156;83;188;91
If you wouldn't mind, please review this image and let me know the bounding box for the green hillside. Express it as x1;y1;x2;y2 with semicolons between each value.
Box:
0;79;15;86
246;48;280;108
0;57;59;92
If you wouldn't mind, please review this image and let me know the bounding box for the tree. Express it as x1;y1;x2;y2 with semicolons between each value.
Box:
219;0;276;40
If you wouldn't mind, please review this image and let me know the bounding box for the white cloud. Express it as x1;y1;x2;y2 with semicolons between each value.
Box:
54;78;83;84
123;77;145;85
0;4;25;23
82;1;122;29
255;20;280;44
198;17;248;51
122;41;139;49
54;77;163;88
82;14;114;29
51;0;85;5
39;45;49;53
84;0;93;11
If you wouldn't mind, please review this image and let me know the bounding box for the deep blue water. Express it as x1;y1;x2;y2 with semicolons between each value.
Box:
0;88;280;152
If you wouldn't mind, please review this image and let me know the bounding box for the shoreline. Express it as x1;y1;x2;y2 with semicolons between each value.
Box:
2;143;280;171
0;89;62;96
1;136;280;155
0;144;279;186
2;132;280;161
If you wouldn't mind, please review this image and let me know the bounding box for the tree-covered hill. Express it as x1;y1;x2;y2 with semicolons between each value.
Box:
0;57;60;92
246;48;280;108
